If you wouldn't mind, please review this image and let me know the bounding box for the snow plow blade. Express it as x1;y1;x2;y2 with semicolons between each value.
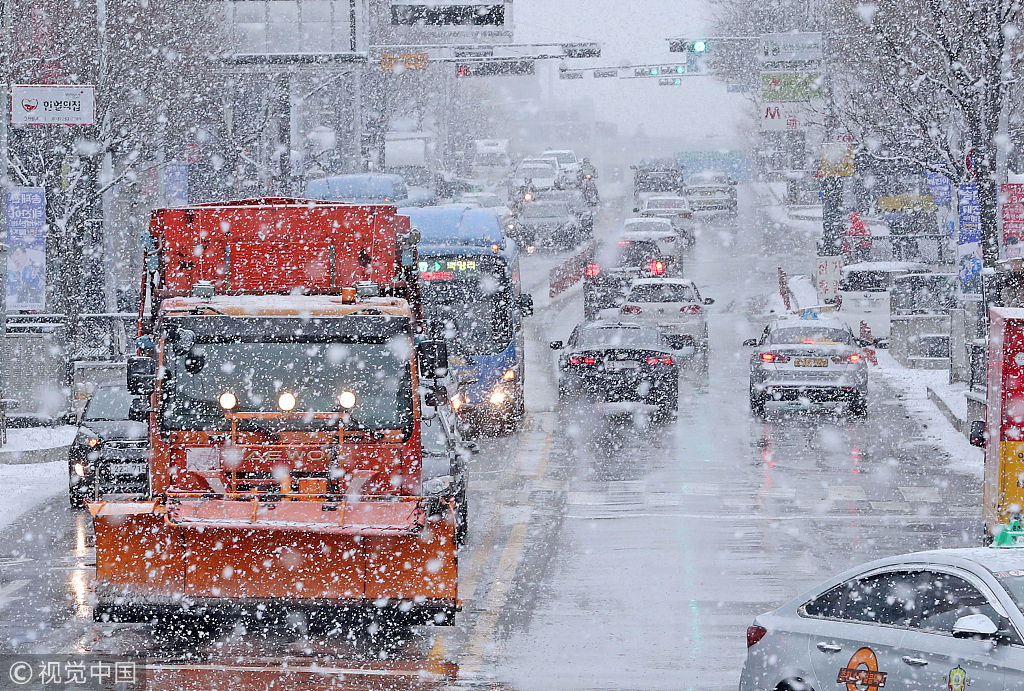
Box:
91;498;458;620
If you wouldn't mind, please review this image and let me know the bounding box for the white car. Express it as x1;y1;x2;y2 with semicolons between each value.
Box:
541;149;581;180
638;195;695;245
618;278;713;360
740;546;1024;691
622;217;682;260
512;158;559;191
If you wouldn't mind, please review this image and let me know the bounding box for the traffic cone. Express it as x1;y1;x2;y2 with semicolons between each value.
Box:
860;320;878;365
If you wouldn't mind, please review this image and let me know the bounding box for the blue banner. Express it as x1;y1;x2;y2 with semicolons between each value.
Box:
926;170;952;206
162;162;188;207
957;182;982;294
6;187;46;310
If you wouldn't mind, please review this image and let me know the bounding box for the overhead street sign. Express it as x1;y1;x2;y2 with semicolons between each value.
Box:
761;72;821;102
380;52;429;70
455;58;534;77
562;42;601;58
761;32;822;65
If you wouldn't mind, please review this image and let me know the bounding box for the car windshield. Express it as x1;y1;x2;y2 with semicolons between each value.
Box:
420;258;513;355
463;193;502;207
84;387;134;421
545;152;576;165
629;283;697;303
841;270;899;292
770;327;854;345
577;326;662;350
162;341;413;432
647;198;688;209
626;220;670;232
522;202;569;219
518;165;553;178
474;153;508;166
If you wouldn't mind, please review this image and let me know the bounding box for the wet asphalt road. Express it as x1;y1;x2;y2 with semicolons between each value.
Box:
0;185;982;690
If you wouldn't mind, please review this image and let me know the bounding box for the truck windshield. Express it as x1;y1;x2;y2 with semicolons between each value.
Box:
162;341;413;432
84;387;134;422
420;257;514;355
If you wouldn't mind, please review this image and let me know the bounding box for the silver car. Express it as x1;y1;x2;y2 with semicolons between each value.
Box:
745;316;869;417
740;547;1024;690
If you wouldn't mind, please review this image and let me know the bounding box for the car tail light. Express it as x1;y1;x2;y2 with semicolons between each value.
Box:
621;305;643;314
680;305;702;314
585;263;601;278
645;356;674;365
746;624;767;648
761;352;790;363
569;355;598;365
647;260;665;275
832;353;862;364
617;239;632;245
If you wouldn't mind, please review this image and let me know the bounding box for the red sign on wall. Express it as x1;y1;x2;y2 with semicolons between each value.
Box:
1001;183;1024;259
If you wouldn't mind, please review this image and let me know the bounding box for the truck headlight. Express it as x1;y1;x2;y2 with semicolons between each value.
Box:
218;392;237;410
338;391;356;409
73;463;86;477
278;392;297;411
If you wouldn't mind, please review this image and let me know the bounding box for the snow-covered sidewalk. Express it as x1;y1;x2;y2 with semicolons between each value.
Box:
0;426;75;464
872;351;983;478
0;427;75;531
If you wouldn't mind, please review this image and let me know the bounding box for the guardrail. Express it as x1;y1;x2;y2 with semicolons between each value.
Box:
549;242;595;298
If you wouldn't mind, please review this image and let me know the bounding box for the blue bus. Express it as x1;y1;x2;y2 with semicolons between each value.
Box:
400;205;533;435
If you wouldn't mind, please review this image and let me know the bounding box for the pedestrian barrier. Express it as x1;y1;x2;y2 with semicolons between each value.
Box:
549;241;595;298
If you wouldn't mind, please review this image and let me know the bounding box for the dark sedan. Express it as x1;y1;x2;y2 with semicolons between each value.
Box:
583;238;671;320
550;321;685;420
68;385;148;507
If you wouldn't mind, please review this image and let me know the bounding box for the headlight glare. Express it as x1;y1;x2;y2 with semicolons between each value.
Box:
218;392;237;410
278;392;297;411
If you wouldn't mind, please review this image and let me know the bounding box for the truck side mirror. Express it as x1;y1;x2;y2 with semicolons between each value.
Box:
549;340;564;350
127;356;156;396
742;339;758;347
970;420;987;448
418;340;449;378
518;294;534;316
128;397;150;422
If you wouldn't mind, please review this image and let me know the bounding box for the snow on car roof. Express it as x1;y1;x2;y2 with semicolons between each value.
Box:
770;315;849;330
629;277;696;287
624;217;672;228
646;195;687;202
842;261;930;273
622;229;675;240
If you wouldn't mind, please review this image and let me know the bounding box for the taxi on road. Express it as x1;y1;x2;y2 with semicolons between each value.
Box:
740;543;1024;690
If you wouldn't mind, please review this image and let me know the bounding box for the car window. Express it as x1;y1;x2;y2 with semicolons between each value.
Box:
84;387;134;421
802;571;920;626
910;571;1006;636
769;327;853;345
629;284;697;303
647;199;687;209
576;326;662;350
614;241;662;267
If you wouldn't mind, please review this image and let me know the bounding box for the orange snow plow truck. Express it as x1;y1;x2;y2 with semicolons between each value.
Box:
91;198;459;624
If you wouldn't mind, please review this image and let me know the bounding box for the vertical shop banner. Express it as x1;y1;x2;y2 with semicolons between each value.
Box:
5;187;46;310
1001;183;1024;259
161;162;188;207
957;183;983;294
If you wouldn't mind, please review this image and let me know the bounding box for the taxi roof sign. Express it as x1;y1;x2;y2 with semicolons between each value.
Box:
992;518;1024;548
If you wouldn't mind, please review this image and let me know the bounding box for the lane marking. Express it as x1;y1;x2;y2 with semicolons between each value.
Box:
0;579;29;611
459;414;554;678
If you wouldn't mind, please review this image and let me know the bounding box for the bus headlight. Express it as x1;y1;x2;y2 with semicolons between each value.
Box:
73;463;86;477
451;395;463;411
278;392;297;411
338;391;356;409
489;388;508;406
219;392;238;410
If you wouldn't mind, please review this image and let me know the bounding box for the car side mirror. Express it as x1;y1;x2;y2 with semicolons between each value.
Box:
126;356;156;396
632;207;640;213
418;340;449;378
128;397;149;422
549;340;564;350
953;613;999;639
970;420;987;448
423;390;440;408
703;297;715;305
518;294;534;317
742;339;758;347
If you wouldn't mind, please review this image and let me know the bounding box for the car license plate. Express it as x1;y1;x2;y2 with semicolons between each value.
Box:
794;358;828;367
107;462;146;476
605;360;638;372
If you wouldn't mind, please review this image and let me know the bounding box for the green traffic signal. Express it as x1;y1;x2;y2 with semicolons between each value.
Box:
692;40;707;53
675;65;685;74
650;67;660;75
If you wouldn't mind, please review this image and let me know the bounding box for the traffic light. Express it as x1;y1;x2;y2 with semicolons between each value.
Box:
669;38;711;54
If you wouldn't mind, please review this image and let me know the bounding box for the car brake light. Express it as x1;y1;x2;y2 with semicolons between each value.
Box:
570;356;598;365
746;624;767;648
617;239;632;245
645;356;674;365
647;260;665;275
680;305;702;314
585;263;601;278
833;353;862;364
761;352;790;363
88;437;100;448
621;305;643;314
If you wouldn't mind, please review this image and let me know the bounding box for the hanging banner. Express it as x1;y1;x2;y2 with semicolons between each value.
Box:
1001;183;1024;259
957;182;983;294
11;85;95;126
161;162;189;207
6;187;46;310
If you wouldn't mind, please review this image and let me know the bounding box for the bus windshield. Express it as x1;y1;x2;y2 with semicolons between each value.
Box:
420;256;514;355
